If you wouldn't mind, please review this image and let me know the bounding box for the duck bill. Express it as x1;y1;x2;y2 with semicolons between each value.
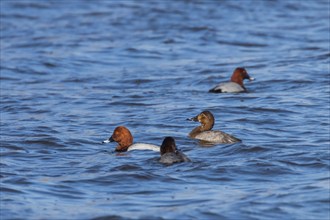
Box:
186;116;198;122
102;136;114;144
247;74;255;81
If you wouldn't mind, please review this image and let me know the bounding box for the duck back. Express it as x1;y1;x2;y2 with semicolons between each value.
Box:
160;152;191;164
195;130;241;143
128;143;160;152
209;82;245;93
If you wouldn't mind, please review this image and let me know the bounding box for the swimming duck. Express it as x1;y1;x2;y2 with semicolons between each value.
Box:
159;137;191;164
102;126;159;152
209;67;254;93
187;111;241;143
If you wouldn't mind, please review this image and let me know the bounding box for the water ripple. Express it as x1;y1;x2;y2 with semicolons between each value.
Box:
1;0;329;219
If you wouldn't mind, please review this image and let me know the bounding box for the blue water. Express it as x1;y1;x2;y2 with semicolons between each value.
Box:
1;0;329;219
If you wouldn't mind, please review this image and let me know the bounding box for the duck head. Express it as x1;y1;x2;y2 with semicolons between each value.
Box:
103;126;133;152
160;137;177;155
187;110;215;131
231;67;254;88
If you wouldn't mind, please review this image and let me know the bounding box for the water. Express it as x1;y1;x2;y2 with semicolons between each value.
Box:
1;0;329;219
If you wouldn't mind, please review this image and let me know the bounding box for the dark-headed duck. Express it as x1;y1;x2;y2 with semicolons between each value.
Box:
159;137;190;164
209;67;254;93
103;126;159;152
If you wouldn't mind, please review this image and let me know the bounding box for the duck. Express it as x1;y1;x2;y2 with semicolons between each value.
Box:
209;67;254;93
187;111;241;144
159;137;191;164
102;126;159;152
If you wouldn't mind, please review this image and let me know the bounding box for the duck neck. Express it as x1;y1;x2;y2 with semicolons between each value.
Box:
115;140;133;152
231;75;244;87
202;121;213;131
189;122;213;138
115;146;129;152
189;126;202;138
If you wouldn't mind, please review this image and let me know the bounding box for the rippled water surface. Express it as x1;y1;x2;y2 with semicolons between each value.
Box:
1;0;329;219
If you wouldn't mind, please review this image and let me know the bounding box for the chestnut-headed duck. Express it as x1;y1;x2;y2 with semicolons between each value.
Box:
209;67;254;93
102;126;159;152
159;137;191;164
187;111;241;144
